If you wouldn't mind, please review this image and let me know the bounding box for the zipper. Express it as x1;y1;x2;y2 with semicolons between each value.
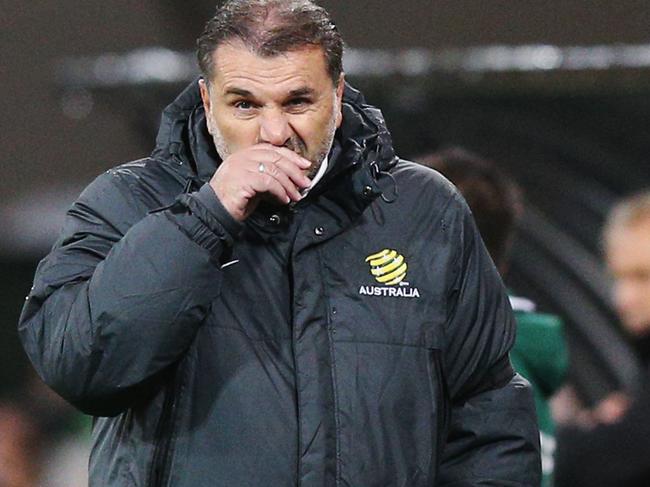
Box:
289;255;304;486
317;246;343;486
427;348;450;478
148;363;185;487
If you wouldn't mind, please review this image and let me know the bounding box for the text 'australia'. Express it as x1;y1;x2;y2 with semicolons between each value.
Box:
358;285;421;298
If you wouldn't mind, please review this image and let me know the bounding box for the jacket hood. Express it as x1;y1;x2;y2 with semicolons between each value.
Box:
151;79;398;195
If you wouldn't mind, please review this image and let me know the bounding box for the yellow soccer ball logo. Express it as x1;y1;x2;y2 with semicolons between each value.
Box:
365;249;408;286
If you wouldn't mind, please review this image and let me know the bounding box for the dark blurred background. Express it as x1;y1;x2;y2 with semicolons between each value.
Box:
2;1;650;484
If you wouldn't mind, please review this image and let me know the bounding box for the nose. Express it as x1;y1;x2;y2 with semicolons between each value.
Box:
259;109;292;147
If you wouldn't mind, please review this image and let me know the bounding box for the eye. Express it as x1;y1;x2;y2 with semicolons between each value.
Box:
285;97;313;112
288;97;310;106
234;100;255;110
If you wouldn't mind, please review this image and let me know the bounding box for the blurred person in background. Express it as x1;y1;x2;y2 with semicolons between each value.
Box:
0;403;40;487
0;372;89;487
419;147;569;487
16;0;541;485
555;190;650;487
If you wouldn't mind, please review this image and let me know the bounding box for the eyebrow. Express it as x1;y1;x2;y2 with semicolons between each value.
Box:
223;87;254;98
222;86;316;99
288;87;315;98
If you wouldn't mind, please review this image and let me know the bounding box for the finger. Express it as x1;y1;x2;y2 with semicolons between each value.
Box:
273;157;312;190
250;144;312;171
253;161;303;202
248;170;292;205
248;149;311;189
269;146;312;170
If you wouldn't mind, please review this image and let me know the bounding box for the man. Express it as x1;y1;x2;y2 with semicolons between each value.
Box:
605;192;650;339
419;148;568;487
555;191;650;487
18;1;540;485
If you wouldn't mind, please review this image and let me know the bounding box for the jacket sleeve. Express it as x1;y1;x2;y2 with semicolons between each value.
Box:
438;194;541;486
18;169;240;416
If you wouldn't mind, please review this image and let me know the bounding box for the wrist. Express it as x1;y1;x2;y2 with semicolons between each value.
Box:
194;184;244;236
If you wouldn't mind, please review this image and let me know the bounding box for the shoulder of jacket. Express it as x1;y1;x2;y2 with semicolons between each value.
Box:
74;157;183;223
103;157;179;187
391;158;468;216
392;159;458;194
105;157;150;177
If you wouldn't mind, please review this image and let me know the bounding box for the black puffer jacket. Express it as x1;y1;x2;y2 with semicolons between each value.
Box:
19;81;540;487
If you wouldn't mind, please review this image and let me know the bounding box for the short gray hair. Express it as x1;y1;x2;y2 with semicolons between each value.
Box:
197;0;344;85
604;190;650;238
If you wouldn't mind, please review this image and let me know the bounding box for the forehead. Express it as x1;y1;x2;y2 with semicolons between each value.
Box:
210;41;332;95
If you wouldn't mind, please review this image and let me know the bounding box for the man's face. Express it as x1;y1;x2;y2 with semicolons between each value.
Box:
605;219;650;336
199;41;344;178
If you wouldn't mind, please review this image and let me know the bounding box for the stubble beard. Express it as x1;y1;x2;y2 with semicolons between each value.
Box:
309;105;338;178
211;125;233;164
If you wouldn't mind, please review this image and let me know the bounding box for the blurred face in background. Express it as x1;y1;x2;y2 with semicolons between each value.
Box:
605;217;650;336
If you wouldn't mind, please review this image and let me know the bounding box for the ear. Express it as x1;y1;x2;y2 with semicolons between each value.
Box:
335;73;345;129
199;78;215;135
